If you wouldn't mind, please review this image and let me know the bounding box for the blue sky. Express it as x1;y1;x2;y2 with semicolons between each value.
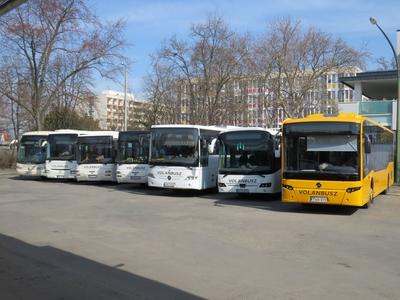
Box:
88;0;400;98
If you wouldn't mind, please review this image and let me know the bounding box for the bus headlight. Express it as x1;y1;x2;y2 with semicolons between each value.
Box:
346;186;361;193
148;173;155;178
185;176;197;181
218;182;226;187
282;184;293;190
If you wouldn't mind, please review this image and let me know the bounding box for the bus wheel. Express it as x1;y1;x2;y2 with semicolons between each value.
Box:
382;176;390;195
363;186;373;209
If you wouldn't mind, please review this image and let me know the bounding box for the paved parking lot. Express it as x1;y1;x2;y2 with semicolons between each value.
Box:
0;170;399;300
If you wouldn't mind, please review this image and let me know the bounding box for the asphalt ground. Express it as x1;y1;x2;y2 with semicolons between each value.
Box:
0;170;399;300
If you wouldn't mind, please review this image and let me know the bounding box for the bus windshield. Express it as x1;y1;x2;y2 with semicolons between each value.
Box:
17;135;47;164
219;131;275;175
118;132;149;164
284;122;360;180
150;128;199;167
77;136;114;164
48;134;77;161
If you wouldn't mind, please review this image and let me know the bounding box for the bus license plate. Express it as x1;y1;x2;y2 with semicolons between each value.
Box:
56;175;64;178
236;188;249;193
164;182;175;188
310;196;328;203
130;176;141;180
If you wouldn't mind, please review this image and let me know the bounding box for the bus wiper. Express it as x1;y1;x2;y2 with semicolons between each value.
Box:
247;171;265;177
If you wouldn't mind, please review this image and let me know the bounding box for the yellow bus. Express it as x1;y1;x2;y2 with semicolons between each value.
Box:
281;113;394;208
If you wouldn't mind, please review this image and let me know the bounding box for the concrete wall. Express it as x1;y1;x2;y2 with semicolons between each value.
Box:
338;102;358;114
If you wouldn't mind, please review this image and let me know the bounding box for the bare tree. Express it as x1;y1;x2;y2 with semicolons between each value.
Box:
0;0;127;130
254;18;365;119
153;15;250;125
147;16;364;128
0;79;31;138
142;56;180;126
375;56;396;71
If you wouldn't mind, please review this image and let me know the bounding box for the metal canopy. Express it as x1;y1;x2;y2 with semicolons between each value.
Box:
0;0;26;16
339;70;397;99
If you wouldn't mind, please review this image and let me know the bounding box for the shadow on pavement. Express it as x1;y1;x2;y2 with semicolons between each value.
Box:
211;193;358;216
0;233;202;300
9;175;47;181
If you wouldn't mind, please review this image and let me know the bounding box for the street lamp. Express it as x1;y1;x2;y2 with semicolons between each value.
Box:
370;17;400;184
122;62;128;131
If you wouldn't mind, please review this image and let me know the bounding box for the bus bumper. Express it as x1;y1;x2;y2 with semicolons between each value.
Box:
75;165;117;182
218;185;278;194
116;165;148;184
148;177;202;190
281;180;366;207
46;169;76;179
16;163;46;177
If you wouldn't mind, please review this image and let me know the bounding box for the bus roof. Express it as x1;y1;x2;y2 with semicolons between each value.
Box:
51;129;91;136
118;130;149;139
151;124;227;131
77;131;119;139
283;113;363;124
222;126;279;136
283;113;393;133
21;131;53;137
119;130;150;134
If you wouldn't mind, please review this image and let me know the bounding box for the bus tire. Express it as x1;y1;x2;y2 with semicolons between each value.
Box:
363;185;373;209
382;176;390;195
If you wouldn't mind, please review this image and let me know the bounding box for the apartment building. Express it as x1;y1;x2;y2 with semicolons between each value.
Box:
176;68;361;127
96;90;151;130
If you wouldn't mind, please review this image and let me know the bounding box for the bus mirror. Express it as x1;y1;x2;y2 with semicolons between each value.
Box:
9;139;18;149
208;138;217;154
274;137;281;158
41;141;48;148
274;146;281;158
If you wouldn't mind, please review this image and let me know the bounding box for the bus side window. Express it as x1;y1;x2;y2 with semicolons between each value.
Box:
363;135;370;177
200;138;208;166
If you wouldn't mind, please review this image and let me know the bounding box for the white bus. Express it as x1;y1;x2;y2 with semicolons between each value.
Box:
46;129;89;179
15;131;52;177
148;125;224;190
218;127;281;194
75;131;119;182
116;130;150;184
